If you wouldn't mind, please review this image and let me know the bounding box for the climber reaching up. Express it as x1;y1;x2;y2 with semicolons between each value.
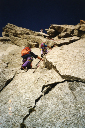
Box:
21;47;42;70
40;42;52;57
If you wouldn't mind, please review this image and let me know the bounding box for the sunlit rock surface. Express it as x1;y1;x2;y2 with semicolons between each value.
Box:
45;38;85;82
0;22;85;128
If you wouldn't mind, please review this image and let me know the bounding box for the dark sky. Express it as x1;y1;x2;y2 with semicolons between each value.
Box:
0;0;85;37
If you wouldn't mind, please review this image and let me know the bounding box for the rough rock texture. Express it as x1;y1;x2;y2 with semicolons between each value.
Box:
45;23;85;38
25;81;85;128
0;42;23;91
45;38;85;82
0;22;85;128
54;36;80;46
2;23;49;47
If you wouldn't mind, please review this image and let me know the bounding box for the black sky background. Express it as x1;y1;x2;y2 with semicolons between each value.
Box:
0;0;85;37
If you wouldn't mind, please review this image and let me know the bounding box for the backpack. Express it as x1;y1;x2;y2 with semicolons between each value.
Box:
21;47;31;56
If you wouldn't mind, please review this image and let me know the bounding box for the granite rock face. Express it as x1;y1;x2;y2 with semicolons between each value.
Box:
45;38;85;82
45;21;85;38
2;23;49;47
0;22;85;128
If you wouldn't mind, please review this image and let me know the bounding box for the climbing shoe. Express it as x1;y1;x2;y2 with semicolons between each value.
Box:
21;66;25;70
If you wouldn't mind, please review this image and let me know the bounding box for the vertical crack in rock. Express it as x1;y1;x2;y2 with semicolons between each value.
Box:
21;95;43;125
20;57;85;127
22;105;36;123
20;79;85;127
0;72;16;92
35;94;43;105
21;55;85;127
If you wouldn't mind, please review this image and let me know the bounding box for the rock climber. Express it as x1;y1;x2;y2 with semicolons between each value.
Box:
40;42;51;57
40;29;43;33
21;47;42;70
